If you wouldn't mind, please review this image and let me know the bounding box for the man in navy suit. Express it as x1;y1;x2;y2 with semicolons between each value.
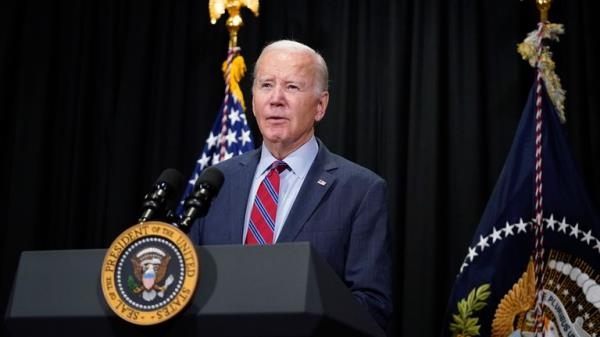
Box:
190;40;392;329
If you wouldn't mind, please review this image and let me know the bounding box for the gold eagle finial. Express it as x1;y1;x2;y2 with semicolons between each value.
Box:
209;0;259;48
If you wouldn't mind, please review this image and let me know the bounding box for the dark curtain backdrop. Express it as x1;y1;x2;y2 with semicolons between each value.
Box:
1;0;598;336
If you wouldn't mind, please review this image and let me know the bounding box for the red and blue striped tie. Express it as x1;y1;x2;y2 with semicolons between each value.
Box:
245;161;288;245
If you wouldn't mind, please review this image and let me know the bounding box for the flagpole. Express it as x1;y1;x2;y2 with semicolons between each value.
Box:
533;1;552;335
514;2;567;334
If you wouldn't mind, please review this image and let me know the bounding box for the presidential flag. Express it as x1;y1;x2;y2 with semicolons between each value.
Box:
444;26;600;337
177;48;254;215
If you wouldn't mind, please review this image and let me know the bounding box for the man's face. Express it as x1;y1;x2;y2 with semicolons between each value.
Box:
252;49;328;155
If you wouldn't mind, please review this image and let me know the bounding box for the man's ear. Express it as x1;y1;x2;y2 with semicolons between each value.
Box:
315;91;329;122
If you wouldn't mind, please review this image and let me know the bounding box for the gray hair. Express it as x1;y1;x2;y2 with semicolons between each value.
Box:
253;40;329;94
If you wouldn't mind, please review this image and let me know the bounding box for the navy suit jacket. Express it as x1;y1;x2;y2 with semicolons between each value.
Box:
189;139;392;328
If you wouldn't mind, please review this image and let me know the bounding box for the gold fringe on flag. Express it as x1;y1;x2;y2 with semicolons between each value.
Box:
222;53;248;110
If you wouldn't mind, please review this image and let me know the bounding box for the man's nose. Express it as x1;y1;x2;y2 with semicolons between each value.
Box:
269;85;285;105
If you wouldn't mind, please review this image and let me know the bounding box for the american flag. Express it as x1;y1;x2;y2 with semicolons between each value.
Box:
177;50;254;215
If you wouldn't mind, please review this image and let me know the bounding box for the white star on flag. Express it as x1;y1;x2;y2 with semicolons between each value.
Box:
239;129;252;146
515;218;528;233
206;132;219;149
593;240;600;253
581;230;594;245
490;226;503;243
188;173;198;186
477;235;490;251
467;246;478;262
225;129;238;146
557;217;569;233
223;151;234;161
197;153;210;170
546;213;557;230
503;221;515;237
228;109;241;125
570;223;580;238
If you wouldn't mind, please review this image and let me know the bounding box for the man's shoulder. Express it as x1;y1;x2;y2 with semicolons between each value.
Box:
211;148;260;173
322;148;386;186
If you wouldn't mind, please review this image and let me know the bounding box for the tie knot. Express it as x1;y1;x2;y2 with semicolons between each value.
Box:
270;161;288;174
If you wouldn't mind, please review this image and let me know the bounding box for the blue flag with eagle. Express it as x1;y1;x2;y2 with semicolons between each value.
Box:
177;49;254;215
444;24;600;337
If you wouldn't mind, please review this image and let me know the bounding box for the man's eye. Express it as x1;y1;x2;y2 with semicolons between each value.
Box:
287;84;300;91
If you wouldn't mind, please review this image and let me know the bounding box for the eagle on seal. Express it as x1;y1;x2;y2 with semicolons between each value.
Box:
130;247;174;301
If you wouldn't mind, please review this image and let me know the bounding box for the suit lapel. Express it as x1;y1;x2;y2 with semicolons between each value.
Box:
277;140;337;242
228;150;260;244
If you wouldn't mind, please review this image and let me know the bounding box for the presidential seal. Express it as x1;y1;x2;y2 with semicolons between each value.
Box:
101;221;199;325
492;250;599;337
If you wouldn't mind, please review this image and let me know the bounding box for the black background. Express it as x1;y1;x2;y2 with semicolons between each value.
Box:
1;1;598;336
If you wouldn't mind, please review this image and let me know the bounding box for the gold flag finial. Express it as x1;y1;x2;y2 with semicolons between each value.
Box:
209;0;259;49
536;0;552;23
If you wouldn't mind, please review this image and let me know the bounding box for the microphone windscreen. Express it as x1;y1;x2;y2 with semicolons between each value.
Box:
155;168;185;209
197;167;225;192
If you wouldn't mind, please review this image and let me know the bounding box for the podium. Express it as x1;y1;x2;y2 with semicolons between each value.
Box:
5;242;384;336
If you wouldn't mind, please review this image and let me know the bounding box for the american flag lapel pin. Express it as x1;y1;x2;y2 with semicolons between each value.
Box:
317;179;327;186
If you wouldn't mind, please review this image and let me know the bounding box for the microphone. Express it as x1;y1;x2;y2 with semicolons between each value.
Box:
138;168;185;223
179;167;224;232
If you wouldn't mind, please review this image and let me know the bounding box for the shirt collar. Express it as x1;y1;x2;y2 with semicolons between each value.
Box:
258;136;319;179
